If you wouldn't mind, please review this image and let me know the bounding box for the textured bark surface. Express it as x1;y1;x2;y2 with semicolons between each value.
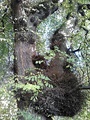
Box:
11;0;59;83
11;0;59;120
11;0;85;120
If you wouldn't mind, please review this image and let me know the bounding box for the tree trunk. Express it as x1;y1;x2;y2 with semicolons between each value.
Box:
11;0;85;119
11;0;59;119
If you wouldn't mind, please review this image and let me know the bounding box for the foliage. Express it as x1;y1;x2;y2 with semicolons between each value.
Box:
0;0;14;80
76;0;90;4
19;110;43;120
0;79;17;120
0;0;15;120
0;0;90;120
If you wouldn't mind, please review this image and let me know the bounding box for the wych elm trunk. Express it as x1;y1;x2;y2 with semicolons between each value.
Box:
11;0;59;119
11;1;85;120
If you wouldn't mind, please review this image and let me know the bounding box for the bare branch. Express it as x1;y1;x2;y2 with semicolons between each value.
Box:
80;86;90;90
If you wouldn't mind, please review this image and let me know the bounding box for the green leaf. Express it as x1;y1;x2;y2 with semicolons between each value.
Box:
16;83;40;92
76;0;90;4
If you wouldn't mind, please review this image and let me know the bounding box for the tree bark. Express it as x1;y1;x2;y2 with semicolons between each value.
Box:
11;0;59;119
10;1;87;119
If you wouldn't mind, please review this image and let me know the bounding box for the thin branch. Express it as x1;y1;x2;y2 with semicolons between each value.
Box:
79;86;90;90
71;48;80;53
